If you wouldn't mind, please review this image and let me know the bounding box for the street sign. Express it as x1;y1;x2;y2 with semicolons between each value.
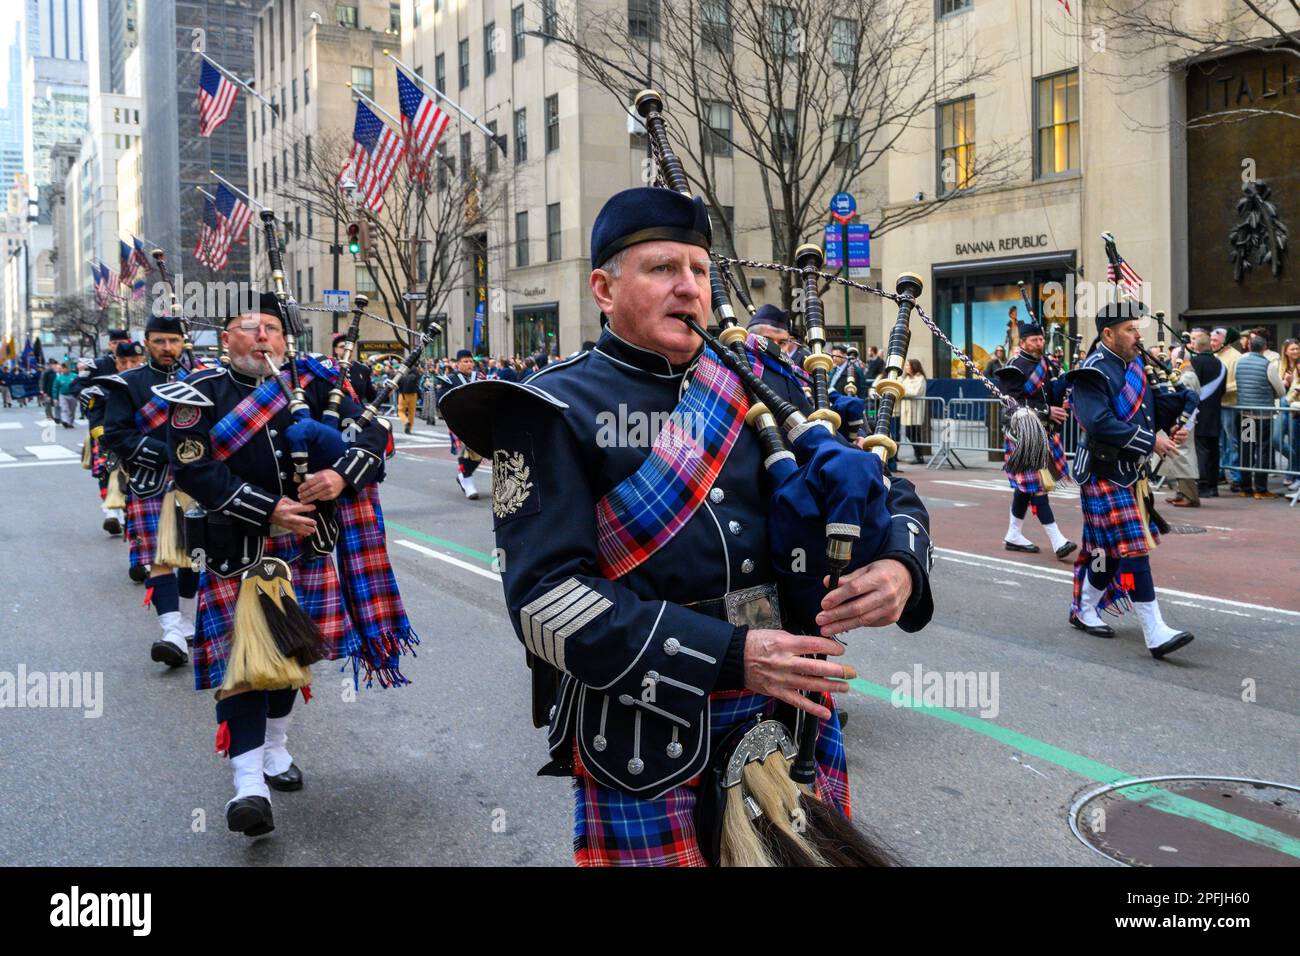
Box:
824;221;871;277
402;291;428;301
829;192;857;225
323;289;350;311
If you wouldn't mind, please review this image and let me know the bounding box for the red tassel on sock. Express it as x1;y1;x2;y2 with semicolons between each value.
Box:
142;586;154;608
301;685;312;704
1119;572;1135;593
214;721;231;757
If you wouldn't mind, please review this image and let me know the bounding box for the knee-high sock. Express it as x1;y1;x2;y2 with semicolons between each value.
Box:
216;692;269;759
460;454;479;478
177;567;199;600
1011;491;1031;519
147;572;179;616
1028;494;1056;525
266;687;296;719
1116;555;1156;602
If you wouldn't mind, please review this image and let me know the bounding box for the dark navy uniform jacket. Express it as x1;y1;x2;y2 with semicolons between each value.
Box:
442;328;934;798
995;350;1067;422
101;359;183;499
345;361;377;405
166;363;389;578
1066;344;1197;488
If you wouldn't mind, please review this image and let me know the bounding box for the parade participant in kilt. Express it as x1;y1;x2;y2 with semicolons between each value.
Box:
995;321;1077;559
101;318;200;664
439;188;933;866
435;349;486;500
82;330;134;536
332;333;377;404
1066;301;1198;658
165;292;395;836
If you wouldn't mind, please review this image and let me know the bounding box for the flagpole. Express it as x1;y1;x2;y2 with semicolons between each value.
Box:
207;170;268;211
382;50;502;144
348;85;402;129
201;52;278;114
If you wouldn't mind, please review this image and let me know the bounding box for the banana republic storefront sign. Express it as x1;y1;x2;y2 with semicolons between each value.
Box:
954;234;1049;257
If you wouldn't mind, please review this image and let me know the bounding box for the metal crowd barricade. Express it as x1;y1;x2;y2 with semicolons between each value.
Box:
927;397;1005;469
1224;404;1300;504
894;396;947;464
422;384;439;424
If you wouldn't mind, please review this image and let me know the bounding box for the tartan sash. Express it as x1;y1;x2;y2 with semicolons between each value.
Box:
1114;357;1147;422
209;365;319;462
134;367;187;433
1021;353;1049;397
595;344;761;580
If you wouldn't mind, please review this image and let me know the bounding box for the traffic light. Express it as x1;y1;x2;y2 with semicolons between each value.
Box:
346;222;361;255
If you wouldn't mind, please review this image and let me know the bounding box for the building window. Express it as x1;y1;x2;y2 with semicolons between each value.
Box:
435;54;445;93
305;134;312;171
831;17;858;66
1034;70;1079;179
768;5;799;57
514;108;527;163
292;143;299;177
486;120;499;175
769;108;797;164
703;100;732;156
461;131;472;179
484;23;496;75
833;115;859;167
515;210;529;266
708;205;734;257
937;96;975;195
308;266;315;301
418;241;428;283
304;69;310;104
356;265;378;295
628;0;660;40
938;0;972;16
292;78;298;112
253;167;258;195
306;202;313;237
296;270;302;297
701;0;730;54
436;145;451;190
545;95;559;152
336;4;358;28
512;6;525;61
351;66;374;97
389;3;401;34
542;0;557;39
459;38;470;89
547;202;561;261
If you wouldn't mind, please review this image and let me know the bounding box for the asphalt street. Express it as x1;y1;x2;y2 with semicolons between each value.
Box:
0;400;1296;866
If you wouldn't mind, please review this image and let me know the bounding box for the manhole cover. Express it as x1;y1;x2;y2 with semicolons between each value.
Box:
1070;775;1300;866
1166;525;1207;534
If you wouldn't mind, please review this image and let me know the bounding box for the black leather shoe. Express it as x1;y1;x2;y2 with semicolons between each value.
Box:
129;565;149;584
102;515;122;535
1069;613;1114;638
1004;541;1040;553
1054;541;1078;559
226;796;274;836
1150;632;1194;659
265;763;304;792
150;640;187;667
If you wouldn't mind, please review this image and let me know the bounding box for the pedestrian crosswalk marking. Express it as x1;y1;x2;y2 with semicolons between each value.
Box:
0;450;15;462
0;422;21;430
26;444;77;460
933;478;1080;499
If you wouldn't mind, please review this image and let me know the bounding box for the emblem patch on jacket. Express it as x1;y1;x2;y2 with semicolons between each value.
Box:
176;437;207;464
171;403;202;429
492;448;536;521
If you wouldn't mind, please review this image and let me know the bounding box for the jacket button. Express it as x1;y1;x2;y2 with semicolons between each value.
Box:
592;735;607;752
627;758;644;775
269;429;278;437
233;498;242;505
646;670;659;681
709;487;724;504
280;472;289;480
728;520;743;535
907;522;921;534
275;450;283;458
663;638;680;655
741;558;755;574
666;741;683;759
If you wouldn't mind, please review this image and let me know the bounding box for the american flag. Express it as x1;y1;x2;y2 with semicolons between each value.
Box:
197;60;238;137
1058;0;1072;13
119;239;137;286
339;100;406;213
214;183;253;245
132;236;153;276
397;70;450;183
93;262;119;308
195;196;231;270
1102;233;1144;299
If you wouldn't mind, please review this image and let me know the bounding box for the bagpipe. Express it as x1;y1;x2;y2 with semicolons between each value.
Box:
636;89;1052;866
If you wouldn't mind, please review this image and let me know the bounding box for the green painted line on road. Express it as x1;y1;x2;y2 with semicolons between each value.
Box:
385;520;1298;858
850;677;1300;860
387;521;496;565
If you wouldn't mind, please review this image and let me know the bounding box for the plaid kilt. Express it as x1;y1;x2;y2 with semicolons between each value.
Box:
1072;477;1158;615
572;690;850;867
1004;431;1069;494
191;533;357;691
125;492;163;570
336;484;418;688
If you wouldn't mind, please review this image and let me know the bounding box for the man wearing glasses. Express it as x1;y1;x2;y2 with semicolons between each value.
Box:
164;293;400;838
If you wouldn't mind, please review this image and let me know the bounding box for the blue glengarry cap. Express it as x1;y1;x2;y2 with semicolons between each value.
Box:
591;187;711;269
